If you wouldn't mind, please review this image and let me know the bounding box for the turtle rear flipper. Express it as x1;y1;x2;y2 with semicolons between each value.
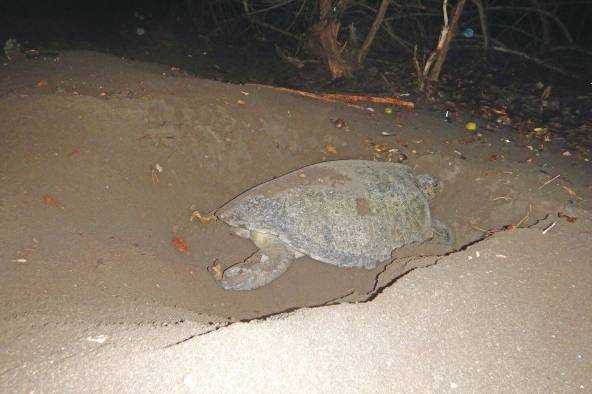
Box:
432;219;453;245
220;238;295;290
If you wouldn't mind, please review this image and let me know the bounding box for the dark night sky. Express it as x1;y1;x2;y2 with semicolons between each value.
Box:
1;0;590;68
2;0;590;44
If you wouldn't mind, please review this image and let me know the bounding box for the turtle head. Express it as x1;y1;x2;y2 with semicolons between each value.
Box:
416;174;441;200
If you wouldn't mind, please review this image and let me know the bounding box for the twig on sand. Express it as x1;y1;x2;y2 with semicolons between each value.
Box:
470;224;489;233
538;174;560;190
472;203;532;236
542;221;557;235
320;289;358;306
492;195;511;201
515;204;532;228
248;84;415;109
322;93;415;109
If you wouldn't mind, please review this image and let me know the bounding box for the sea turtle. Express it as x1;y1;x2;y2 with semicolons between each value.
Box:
204;160;452;290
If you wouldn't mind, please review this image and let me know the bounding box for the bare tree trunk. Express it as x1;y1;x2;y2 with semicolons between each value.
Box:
428;0;467;82
472;0;489;51
531;0;551;48
354;0;391;68
309;0;351;79
417;0;467;96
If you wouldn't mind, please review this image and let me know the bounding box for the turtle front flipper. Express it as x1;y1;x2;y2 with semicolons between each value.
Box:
432;219;453;245
220;238;295;290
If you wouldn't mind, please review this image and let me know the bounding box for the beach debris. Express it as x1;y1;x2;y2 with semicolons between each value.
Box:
542;221;557;235
453;150;466;160
173;237;190;254
561;185;577;197
538;174;560;189
332;118;346;128
465;121;477;131
250;84;415;109
151;163;163;184
209;260;224;281
444;110;452;123
367;141;406;162
41;195;64;209
558;212;576;223
139;133;176;148
462;27;474;38
87;335;108;344
324;143;338;155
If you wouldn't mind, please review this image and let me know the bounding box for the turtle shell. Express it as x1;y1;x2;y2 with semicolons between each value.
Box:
217;160;434;268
